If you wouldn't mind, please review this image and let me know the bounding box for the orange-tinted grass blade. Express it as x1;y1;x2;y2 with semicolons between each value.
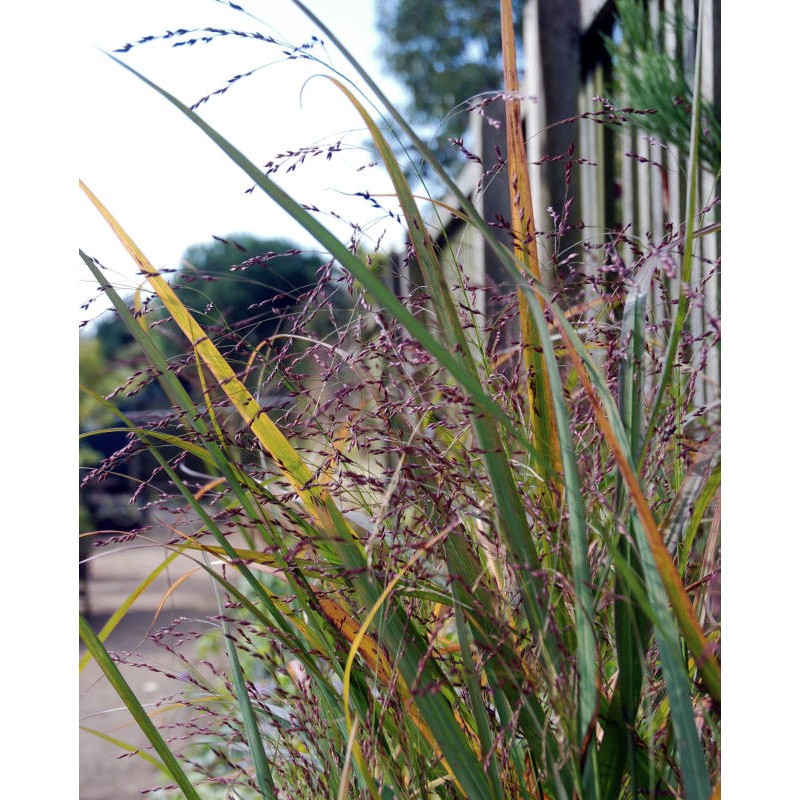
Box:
499;0;562;483
194;475;227;499
499;0;542;286
318;596;396;687
553;308;720;702
149;567;204;626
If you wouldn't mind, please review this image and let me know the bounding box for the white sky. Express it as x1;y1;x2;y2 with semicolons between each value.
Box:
78;0;411;324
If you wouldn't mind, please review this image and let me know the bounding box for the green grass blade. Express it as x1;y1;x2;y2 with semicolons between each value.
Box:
79;726;165;770
219;619;279;799
510;266;600;794
678;463;721;578
547;293;719;698
80;424;210;464
79;615;203;800
541;303;713;797
600;249;656;796
618;253;658;469
451;598;505;800
629;515;711;799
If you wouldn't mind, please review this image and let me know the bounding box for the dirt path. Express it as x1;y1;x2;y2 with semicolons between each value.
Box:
80;518;226;800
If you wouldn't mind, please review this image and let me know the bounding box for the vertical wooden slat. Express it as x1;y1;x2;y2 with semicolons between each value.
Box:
523;0;545;207
699;0;720;408
682;0;697;79
578;79;596;244
522;0;552;285
468;104;490;324
619;122;635;261
594;64;607;242
663;0;683;234
635;140;651;241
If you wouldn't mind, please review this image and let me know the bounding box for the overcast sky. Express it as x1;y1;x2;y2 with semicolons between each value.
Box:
78;0;411;324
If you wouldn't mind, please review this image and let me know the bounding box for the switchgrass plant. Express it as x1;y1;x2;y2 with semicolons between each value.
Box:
79;1;720;798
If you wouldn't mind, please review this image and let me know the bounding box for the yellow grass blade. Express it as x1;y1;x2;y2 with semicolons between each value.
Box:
80;180;352;543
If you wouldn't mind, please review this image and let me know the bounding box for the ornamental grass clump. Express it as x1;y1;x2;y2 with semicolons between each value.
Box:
80;1;720;798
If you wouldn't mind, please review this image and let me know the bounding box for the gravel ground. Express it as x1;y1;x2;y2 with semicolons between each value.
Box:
80;517;226;800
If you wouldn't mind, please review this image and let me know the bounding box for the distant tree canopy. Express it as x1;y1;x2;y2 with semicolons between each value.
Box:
95;235;325;362
79;335;132;430
376;0;523;179
173;235;323;344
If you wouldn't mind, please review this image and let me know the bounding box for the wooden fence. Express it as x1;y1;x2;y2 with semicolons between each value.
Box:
413;0;720;413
